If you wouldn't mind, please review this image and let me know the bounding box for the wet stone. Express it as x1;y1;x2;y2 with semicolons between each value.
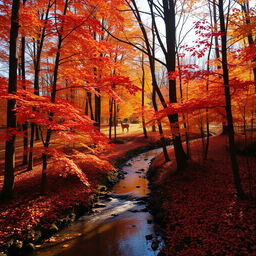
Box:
99;193;111;199
151;240;159;251
99;186;107;192
22;243;35;255
112;194;134;200
135;196;149;203
129;209;140;213
118;174;125;179
145;234;153;240
93;204;106;208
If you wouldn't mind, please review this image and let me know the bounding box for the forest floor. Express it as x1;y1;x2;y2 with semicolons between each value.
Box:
149;135;256;256
1;126;255;256
0;129;161;253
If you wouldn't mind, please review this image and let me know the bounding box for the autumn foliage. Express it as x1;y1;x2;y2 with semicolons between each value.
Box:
0;0;256;254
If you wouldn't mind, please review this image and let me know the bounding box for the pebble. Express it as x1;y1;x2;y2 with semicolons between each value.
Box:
151;240;159;250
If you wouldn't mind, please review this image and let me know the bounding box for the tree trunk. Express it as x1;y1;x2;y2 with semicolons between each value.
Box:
177;54;190;158
27;125;35;171
204;10;213;159
141;53;148;138
87;92;94;120
35;125;40;141
95;90;101;128
129;0;183;167
109;98;113;139
1;0;20;200
114;100;117;140
152;123;156;132
85;95;89;115
152;87;170;162
41;0;69;194
20;32;29;165
28;0;52;171
212;0;228;135
163;0;187;170
219;0;245;199
240;2;256;88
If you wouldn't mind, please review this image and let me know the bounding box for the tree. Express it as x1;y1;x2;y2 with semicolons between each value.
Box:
218;0;245;199
125;0;185;167
1;0;20;200
19;0;28;166
141;53;148;139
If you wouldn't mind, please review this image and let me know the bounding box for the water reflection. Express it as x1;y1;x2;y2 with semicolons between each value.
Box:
36;148;163;256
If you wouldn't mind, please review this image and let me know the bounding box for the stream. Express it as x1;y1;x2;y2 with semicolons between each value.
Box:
36;148;164;256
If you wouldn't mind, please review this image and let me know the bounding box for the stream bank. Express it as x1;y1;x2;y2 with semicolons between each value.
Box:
1;137;169;256
35;147;167;256
146;135;256;255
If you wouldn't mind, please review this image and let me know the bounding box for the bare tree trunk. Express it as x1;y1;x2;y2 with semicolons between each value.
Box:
141;53;148;138
85;95;89;115
27;125;35;171
162;0;187;170
219;0;245;199
152;123;156;132
125;0;183;166
152;87;170;162
204;2;214;159
1;0;20;200
109;98;113;139
95;90;101;128
20;31;28;165
150;26;170;162
87;92;94;120
199;111;205;159
35;125;40;141
114;100;117;140
177;55;190;158
212;0;228;134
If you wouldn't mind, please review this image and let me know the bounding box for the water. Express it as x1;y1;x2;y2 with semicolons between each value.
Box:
36;148;164;256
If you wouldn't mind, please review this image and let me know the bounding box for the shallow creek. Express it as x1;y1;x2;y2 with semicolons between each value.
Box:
36;148;164;256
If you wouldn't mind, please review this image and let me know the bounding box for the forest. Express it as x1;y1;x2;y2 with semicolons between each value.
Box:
0;0;255;255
